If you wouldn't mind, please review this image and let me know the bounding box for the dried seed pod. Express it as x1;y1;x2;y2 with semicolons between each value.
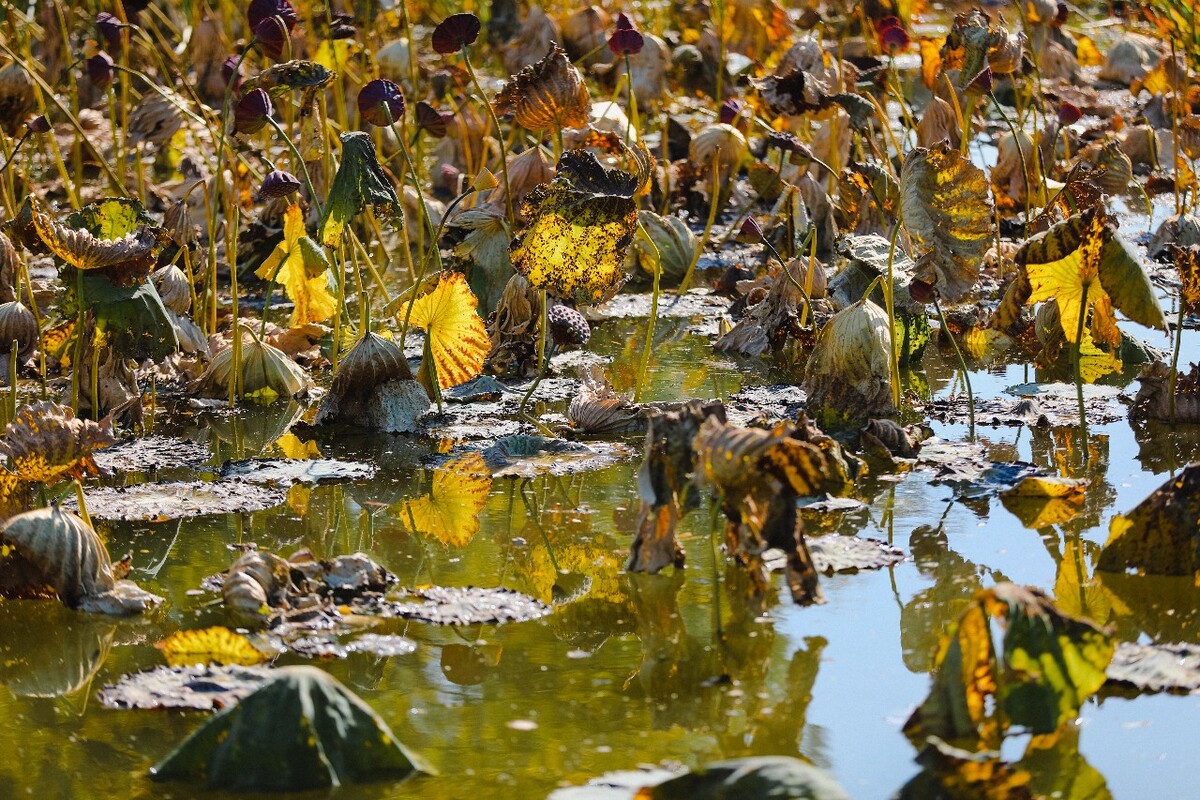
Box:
0;300;38;359
547;304;590;349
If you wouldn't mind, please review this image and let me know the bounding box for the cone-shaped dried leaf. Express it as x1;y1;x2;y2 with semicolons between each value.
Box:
899;142;992;302
320;132;402;247
493;44;590;131
150;666;433;790
802;295;895;420
256;204;336;326
0;505;162;615
0;400;116;484
395;453;491;548
903;583;1113;751
156;627;270;667
511;148;648;304
641;756;850;800
409;272;490;389
195;333;313;401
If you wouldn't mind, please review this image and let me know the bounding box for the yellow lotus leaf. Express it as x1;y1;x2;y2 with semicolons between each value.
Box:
273;432;321;460
0;401;116;484
919;37;945;89
1014;208;1166;347
1002;476;1088;501
1172;244;1200;315
396;453;491;548
256;204;336;327
408;272;490;389
510;148;648;304
155;626;270;667
899;142;993;302
963;326;1010;361
1053;539;1114;624
1075;35;1103;67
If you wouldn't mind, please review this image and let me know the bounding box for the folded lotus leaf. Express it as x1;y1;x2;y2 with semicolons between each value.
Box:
449;204;513;315
641;756;850;800
319;131;402;247
802;294;895;420
194;333;313;401
899;142;992;302
0;504;162;615
0;400;116;483
751;67;834;116
492;43;590;131
150;665;433;790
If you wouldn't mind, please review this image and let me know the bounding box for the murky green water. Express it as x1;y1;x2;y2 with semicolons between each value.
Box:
1;307;1198;800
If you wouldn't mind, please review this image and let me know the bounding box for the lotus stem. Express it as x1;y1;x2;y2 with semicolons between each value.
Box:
73;481;93;530
266;118;322;216
763;234;814;322
678;149;723;294
635;221;664;402
0;131;29;176
1170;294;1185;426
462;49;515;224
800;229;818;328
991;93;1032;237
398;185;477;347
8;341;17;424
1074;282;1090;462
933;295;974;441
624;53;640;143
884;221;903;409
517;289;549;419
90;343;100;422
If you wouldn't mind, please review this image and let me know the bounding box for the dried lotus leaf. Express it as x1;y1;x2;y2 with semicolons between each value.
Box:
492;43;590;131
0;400;117;484
409;272;490;390
30;197;165;279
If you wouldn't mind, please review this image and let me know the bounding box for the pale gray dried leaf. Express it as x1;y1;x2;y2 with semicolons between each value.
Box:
808;535;904;573
1106;642;1200;694
346;634;417;657
92;436;210;473
480;434;632;477
591;291;731;320
71;480;287;521
390;586;551;625
99;664;273;710
219;458;376;486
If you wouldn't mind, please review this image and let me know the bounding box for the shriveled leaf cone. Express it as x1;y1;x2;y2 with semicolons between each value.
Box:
150;665;434;791
641;756;850;800
194;331;312;401
0;300;39;360
315;330;430;433
0;505;163;615
802;295;895;421
493;43;591;132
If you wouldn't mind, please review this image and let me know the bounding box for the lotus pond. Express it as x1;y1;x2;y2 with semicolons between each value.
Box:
3;0;1200;798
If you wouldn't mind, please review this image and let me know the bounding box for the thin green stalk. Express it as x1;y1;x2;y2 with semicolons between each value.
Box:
397;186;478;346
635;222;663;401
623;53;640;143
1074;283;1090;460
991;93;1032;236
266;117;322;216
884;221;903;409
678;151;723;294
462;49;515;223
933;294;975;440
1170;296;1185;426
517;289;548;418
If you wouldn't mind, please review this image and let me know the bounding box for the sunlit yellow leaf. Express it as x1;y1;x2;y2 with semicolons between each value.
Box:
899;142;993;301
1075;35;1103;67
396;453;491;548
1054;539;1114;623
1003;475;1088;500
0;401;116;485
963;326;1010;361
919;37;945;89
408;272;490;389
256;204;336;327
273;432;321;460
1077;329;1122;383
155;626;270;667
314;39;358;71
287;483;312;517
511;148;648;304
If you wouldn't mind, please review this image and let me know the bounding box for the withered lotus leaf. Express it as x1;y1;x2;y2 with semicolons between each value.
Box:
319;132;402;248
492;44;590;132
511;147;651;304
1098;462;1200;577
802;295;895;420
155;627;270;667
0;505;163;615
240;60;333;99
30;197;164;279
0;400;117;484
899;142;992;302
409;272;490;390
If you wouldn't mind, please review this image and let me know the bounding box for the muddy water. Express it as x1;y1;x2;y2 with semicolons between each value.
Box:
0;309;1198;800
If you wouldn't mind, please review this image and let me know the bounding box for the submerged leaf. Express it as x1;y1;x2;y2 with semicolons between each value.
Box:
899;142;992;302
409;272;490;389
1098;463;1200;577
156;627;270;667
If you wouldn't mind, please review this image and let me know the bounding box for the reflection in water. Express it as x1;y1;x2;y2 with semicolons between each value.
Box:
0;603;115;699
